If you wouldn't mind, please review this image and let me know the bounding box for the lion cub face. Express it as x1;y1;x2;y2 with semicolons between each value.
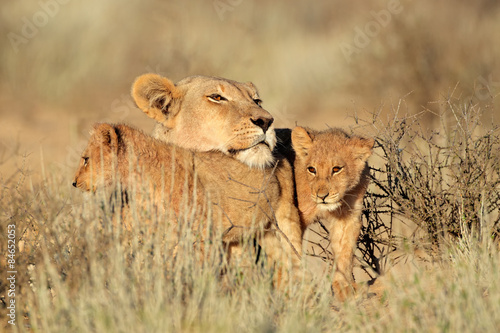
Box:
72;124;118;192
132;74;276;168
292;127;374;214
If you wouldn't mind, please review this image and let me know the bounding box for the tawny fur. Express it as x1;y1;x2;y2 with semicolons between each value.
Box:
73;123;302;277
131;74;277;169
291;127;374;300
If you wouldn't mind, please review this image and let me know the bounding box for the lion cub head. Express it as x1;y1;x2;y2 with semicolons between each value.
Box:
131;74;276;169
72;123;120;192
291;127;374;220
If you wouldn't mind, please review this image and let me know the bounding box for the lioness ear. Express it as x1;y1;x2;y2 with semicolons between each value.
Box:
291;126;314;159
131;74;183;126
245;81;258;93
92;123;119;151
353;137;375;162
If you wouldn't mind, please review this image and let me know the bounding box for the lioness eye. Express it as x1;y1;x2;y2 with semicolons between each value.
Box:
208;94;226;102
83;157;89;166
307;166;316;174
253;98;262;106
332;166;342;175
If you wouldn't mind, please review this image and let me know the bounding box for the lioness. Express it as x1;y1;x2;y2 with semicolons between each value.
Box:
72;123;302;277
291;126;374;300
131;73;299;264
132;74;276;169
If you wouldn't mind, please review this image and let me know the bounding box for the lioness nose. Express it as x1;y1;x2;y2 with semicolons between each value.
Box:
72;181;77;188
251;116;273;133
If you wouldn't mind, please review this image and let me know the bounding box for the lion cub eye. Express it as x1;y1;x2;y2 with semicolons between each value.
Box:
331;166;343;175
307;166;316;175
208;94;227;103
83;157;89;167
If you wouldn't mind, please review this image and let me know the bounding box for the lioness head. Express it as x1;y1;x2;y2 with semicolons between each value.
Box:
292;127;374;212
72;123;119;192
131;74;276;168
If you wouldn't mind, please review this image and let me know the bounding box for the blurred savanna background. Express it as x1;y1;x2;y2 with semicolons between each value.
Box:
2;0;499;183
1;0;500;331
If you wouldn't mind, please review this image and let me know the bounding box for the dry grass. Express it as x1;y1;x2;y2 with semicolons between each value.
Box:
2;99;500;332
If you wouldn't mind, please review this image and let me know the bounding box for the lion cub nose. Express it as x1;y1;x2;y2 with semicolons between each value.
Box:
317;192;329;201
251;116;273;133
72;181;77;188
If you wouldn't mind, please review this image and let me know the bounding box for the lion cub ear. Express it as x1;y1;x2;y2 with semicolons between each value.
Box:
352;137;375;162
131;74;183;127
291;126;314;159
92;123;119;151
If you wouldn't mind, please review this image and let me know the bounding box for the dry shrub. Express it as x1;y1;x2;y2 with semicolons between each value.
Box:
357;94;500;269
304;93;500;277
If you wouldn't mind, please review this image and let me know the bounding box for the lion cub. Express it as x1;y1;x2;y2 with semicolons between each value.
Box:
73;123;303;277
291;127;374;300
